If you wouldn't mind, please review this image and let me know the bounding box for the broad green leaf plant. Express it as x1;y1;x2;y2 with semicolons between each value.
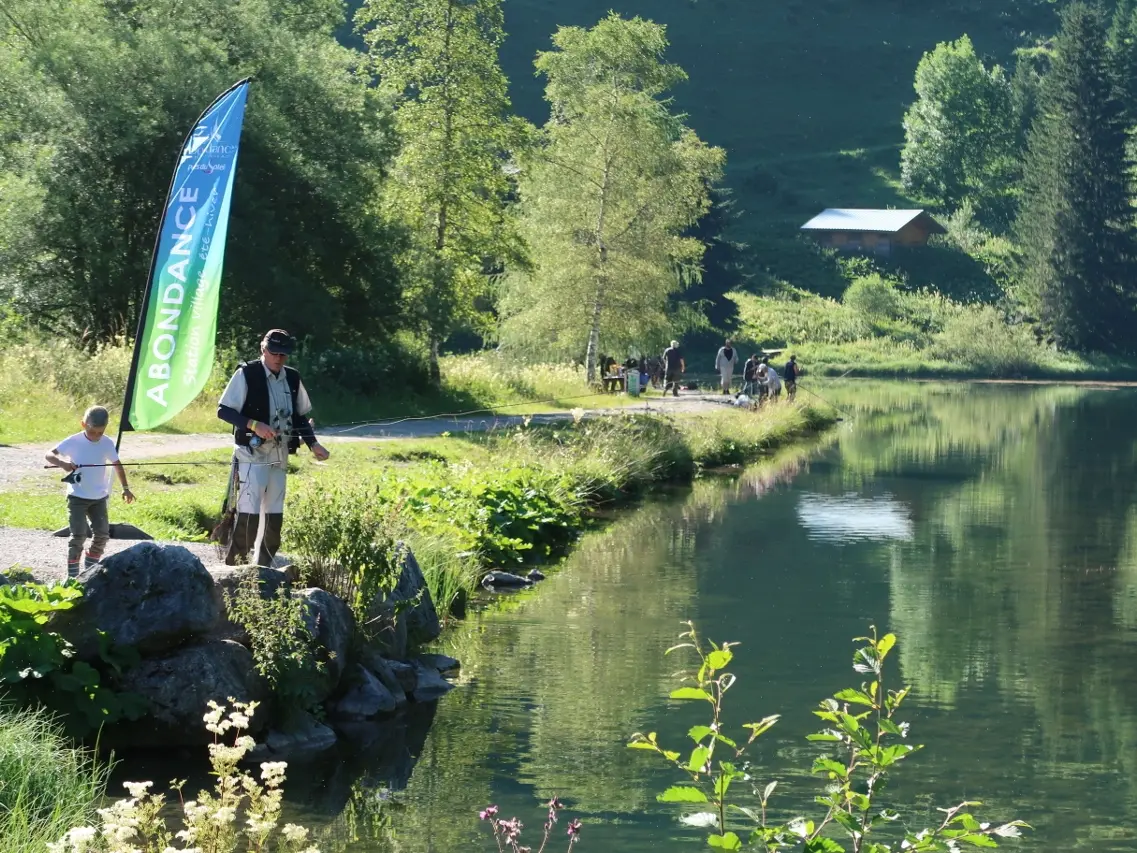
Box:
0;577;147;733
629;622;1029;853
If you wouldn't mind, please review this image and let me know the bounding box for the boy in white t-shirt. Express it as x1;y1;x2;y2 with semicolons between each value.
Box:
45;406;135;576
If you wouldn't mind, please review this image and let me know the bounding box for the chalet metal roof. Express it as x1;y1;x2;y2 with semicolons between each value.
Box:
800;209;945;234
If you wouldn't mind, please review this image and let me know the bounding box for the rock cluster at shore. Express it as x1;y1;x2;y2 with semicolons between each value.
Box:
49;542;457;758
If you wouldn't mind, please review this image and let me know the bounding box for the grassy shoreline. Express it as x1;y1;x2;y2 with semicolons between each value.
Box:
728;287;1137;383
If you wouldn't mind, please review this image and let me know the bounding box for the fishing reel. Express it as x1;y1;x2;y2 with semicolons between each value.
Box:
249;408;290;449
43;463;84;483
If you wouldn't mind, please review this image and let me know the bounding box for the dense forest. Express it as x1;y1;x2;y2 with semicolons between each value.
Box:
3;0;1137;384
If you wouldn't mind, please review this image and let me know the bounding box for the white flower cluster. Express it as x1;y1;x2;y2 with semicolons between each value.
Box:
202;697;260;737
52;700;320;853
46;826;97;853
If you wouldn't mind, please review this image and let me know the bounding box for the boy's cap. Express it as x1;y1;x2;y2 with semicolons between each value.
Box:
262;329;296;355
83;406;109;428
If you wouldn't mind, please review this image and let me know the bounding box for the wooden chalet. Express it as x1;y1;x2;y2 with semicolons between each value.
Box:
800;209;946;257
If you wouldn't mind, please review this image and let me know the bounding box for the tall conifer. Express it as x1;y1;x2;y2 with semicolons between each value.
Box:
1015;2;1137;352
1109;0;1137;124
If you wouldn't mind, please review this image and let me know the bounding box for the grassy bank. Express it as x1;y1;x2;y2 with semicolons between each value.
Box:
0;707;107;853
0;342;638;446
0;402;835;617
729;285;1137;381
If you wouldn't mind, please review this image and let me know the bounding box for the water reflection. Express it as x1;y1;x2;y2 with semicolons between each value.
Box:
797;493;914;542
301;383;1137;853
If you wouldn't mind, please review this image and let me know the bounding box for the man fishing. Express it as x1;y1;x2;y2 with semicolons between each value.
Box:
216;329;330;566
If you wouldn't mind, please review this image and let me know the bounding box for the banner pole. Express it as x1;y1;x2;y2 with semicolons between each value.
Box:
115;77;252;451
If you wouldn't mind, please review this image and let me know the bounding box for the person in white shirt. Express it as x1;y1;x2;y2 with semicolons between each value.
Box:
759;364;782;400
714;339;739;395
45;405;135;575
216;329;330;566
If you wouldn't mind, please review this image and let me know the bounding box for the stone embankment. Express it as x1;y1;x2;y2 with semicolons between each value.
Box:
49;541;457;758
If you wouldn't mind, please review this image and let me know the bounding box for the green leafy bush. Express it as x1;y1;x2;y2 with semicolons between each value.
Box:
0;580;146;734
631;623;1029;852
843;274;901;320
227;574;326;718
930;306;1043;376
393;463;584;566
292;337;430;398
285;480;407;618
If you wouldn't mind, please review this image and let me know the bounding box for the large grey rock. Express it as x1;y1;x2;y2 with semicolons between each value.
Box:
299;588;354;699
55;542;220;659
410;660;454;702
395;548;441;644
366;600;408;661
387;659;417;695
263;710;337;758
364;546;440;657
213;565;298;603
359;649;408;708
333;665;397;720
119;639;268;746
482;570;531;589
416;653;460;675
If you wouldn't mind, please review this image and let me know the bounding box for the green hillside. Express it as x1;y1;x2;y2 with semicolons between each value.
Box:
496;0;1058;246
343;0;1059;248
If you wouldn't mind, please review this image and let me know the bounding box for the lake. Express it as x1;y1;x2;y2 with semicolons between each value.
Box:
292;382;1137;852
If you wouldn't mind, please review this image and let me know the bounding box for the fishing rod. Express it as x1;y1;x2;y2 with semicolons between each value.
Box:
794;376;857;420
295;388;652;435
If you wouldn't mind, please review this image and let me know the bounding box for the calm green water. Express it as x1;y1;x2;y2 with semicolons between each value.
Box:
297;383;1137;852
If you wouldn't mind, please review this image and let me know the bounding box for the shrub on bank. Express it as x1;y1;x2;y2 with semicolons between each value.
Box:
286;480;407;616
929;306;1042;377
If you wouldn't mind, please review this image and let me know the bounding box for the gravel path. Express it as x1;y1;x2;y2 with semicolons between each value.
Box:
0;393;732;578
0;529;230;584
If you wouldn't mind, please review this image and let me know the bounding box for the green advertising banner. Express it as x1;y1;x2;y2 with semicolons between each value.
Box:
122;80;250;435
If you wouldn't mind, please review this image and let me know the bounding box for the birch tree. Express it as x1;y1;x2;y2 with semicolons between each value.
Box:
498;14;724;381
358;0;527;383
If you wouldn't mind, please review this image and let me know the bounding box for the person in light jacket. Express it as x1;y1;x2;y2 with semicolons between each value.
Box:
714;339;738;395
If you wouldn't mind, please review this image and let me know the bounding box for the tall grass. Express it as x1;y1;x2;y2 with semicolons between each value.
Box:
439;353;594;406
0;338;230;444
405;530;481;620
0;707;107;852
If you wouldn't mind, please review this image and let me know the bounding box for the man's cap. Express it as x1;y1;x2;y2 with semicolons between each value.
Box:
262;329;296;355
